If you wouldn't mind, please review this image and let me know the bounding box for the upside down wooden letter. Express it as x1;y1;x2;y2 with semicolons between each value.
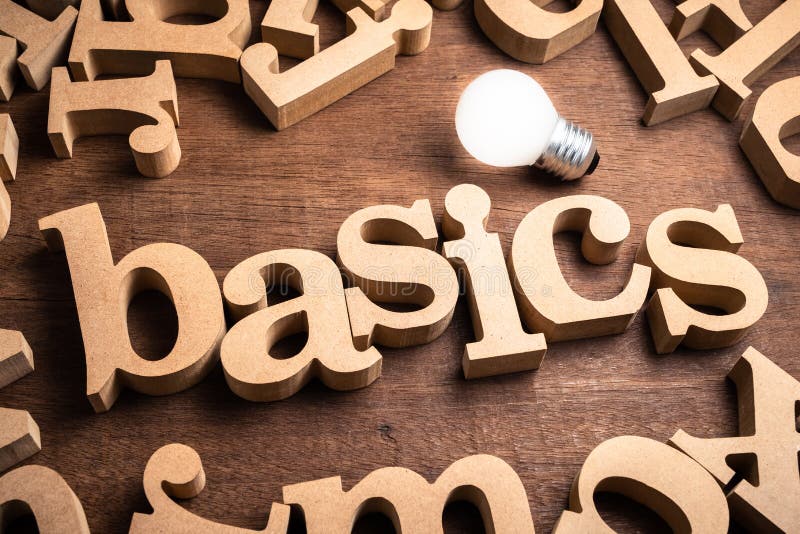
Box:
337;199;458;350
39;203;226;413
636;205;768;353
241;0;433;130
690;0;800;121
0;0;76;91
48;61;181;178
554;435;729;532
130;443;291;533
442;184;547;379
0;465;89;533
670;347;800;533
221;249;382;402
0;114;18;242
0;329;38;474
474;0;602;64
603;0;719;125
68;0;251;82
509;195;651;342
739;76;800;209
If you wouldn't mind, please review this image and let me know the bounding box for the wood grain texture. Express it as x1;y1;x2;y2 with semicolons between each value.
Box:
0;0;798;531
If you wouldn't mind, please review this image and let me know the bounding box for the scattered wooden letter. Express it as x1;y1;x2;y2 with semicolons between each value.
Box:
554;435;729;532
670;347;800;532
0;36;15;102
739;76;800;209
0;330;39;474
261;0;391;59
668;0;751;48
509;195;651;342
222;249;382;402
67;0;252;82
130;443;291;533
48;61;181;178
0;465;89;533
690;0;800;121
24;0;80;21
241;0;433;130
442;184;547;379
337;199;458;350
0;114;18;242
38;203;226;413
636;204;768;354
284;454;535;532
603;0;719;125
475;0;602;64
0;0;77;91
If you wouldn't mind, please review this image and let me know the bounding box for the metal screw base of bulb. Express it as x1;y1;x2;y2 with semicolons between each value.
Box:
535;117;598;181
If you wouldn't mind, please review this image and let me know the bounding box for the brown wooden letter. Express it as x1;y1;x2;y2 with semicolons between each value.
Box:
670;347;800;532
67;0;251;82
38;203;226;413
636;204;768;354
131;443;291;533
690;0;800;121
554;435;729;533
475;0;602;64
48;61;181;178
283;454;535;533
337;199;458;350
442;184;546;379
261;0;391;59
509;195;651;342
0;465;89;533
241;0;432;130
603;0;719;126
0;330;39;474
0;0;76;91
0;113;18;242
221;249;382;402
668;0;751;48
739;76;800;209
0;36;15;102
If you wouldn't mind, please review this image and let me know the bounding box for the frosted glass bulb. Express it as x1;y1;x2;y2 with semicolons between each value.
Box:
455;69;599;180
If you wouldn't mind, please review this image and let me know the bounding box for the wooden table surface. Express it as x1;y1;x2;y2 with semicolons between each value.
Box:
1;0;798;532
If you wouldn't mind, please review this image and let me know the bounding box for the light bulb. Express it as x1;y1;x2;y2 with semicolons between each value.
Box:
455;69;599;180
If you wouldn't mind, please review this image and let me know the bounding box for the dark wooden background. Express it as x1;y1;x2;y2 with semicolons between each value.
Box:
1;0;798;532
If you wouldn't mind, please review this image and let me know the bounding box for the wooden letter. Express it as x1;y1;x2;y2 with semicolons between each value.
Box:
67;0;251;82
284;455;535;532
261;0;391;59
0;330;39;474
131;443;291;533
48;61;181;178
0;114;18;242
668;0;751;47
670;347;800;532
337;200;458;350
241;0;432;130
221;249;382;402
509;195;651;342
603;0;719;125
38;203;226;413
0;36;15;102
0;0;76;91
739;76;800;209
554;436;729;533
0;465;89;533
475;0;602;64
442;184;546;379
690;0;800;121
636;204;768;354
24;0;80;21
